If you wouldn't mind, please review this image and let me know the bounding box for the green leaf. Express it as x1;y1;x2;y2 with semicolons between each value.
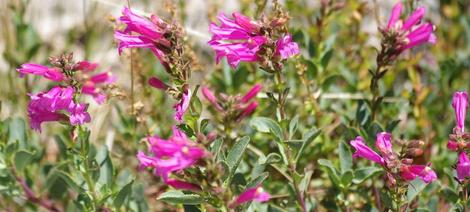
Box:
338;142;352;174
50;170;84;193
157;190;204;205
318;159;340;185
386;119;401;132
226;136;250;172
340;170;354;187
210;138;224;162
289;115;299;140
352;167;382;184
407;179;428;202
247;172;269;188
295;129;321;164
299;170;313;194
8;118;26;147
441;187;459;203
114;180;134;208
321;49;334;69
250;117;284;141
14;149;35;171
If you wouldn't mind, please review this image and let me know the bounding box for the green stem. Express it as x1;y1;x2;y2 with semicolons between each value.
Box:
78;126;98;209
274;71;286;121
463;183;468;212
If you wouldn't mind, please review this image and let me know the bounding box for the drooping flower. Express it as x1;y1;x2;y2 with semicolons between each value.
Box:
386;2;436;51
27;86;91;132
115;7;171;69
452;91;468;133
457;152;470;180
400;164;437;183
350;136;385;165
229;185;271;208
208;12;299;69
137;126;206;180
17;63;65;81
148;76;169;90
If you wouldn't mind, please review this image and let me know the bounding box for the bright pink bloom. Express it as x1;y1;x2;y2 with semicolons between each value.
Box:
275;34;300;59
137;126;206;180
386;3;436;51
241;84;262;103
400;164;437;183
174;88;191;122
115;7;170;69
375;132;393;155
229;185;270;208
75;61;99;72
17;63;65;81
350;136;385;165
82;71;116;104
447;140;458;151
148;77;169;90
27;86;90;131
457;152;470;180
165;179;201;192
208;13;267;68
452;91;468;133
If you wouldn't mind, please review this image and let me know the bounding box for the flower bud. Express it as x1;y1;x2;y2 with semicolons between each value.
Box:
407;140;425;148
386;173;396;188
406;148;424;157
401;158;413;165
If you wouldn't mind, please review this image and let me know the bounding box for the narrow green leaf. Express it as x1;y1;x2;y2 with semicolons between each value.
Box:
340;170;354;187
295;129;321;164
318;159;340;185
53;170;84;193
226;136;250;172
352;167;382;184
247;172;269;188
339;142;352;174
299;170;313;194
321;49;334;69
249;117;284;141
407;179;428;202
114;180;134;208
210;138;224;162
289;115;299;140
157;190;204;205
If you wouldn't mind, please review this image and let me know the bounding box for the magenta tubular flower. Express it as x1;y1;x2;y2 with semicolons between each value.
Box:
82;72;116;104
27;86;90;131
400;164;437;183
208;13;266;69
375;132;393;155
241;84;262;103
452;91;468;133
75;60;99;72
229;185;270;208
238;101;258;121
350;136;385;165
201;87;223;111
115;7;170;69
457;152;470;180
174;88;191;122
17;63;65;81
137;127;206;181
165;179;201;192
447;140;459;151
148;77;169;90
386;3;436;51
275;34;300;59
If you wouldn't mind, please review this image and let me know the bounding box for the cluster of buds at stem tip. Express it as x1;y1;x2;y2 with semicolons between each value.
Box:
377;2;436;67
350;132;437;187
208;1;299;72
17;53;115;132
115;7;194;84
448;91;470;151
201;84;262;124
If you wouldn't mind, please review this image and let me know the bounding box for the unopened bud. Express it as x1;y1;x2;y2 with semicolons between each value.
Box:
386;173;396;188
407;140;425;148
406;148;424;157
401;158;413;165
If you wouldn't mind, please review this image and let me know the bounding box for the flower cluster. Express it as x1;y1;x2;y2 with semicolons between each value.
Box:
378;2;436;65
208;7;299;71
448;91;470;181
350;132;437;185
137;126;206;191
202;84;261;123
17;54;114;131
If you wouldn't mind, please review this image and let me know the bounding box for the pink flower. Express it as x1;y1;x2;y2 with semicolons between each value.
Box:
350;136;385;166
457;152;470;180
75;61;99;72
174;88;191;122
447;140;458;151
208;13;266;69
452;91;468;133
148;77;169;90
229;185;270;208
165;179;201;192
17;63;65;82
400;164;437;183
275;34;300;59
27;86;91;132
375;132;393;155
386;2;436;51
238;101;258;121
201;87;223;111
82;71;116;104
115;7;170;69
137;126;206;180
240;84;262;103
